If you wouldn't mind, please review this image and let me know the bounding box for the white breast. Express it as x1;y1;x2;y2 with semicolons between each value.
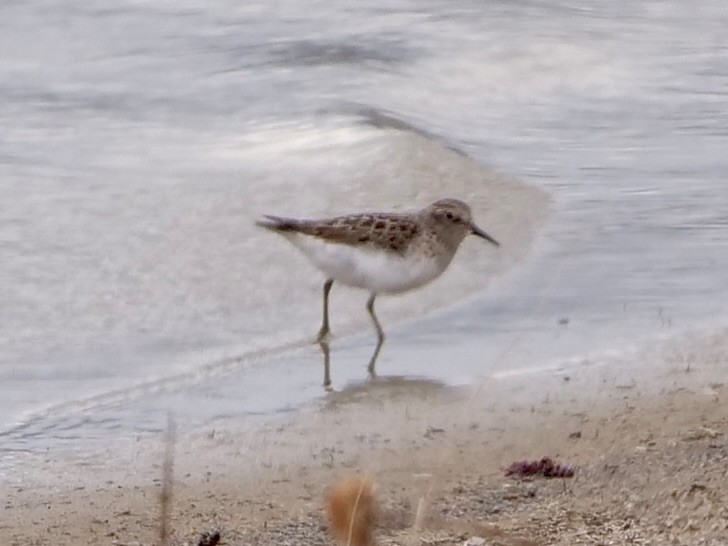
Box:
285;233;445;294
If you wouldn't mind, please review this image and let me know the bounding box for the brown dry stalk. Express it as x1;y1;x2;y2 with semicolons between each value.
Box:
325;476;377;546
159;412;176;546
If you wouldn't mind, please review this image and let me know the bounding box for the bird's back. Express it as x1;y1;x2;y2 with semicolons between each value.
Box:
257;211;422;255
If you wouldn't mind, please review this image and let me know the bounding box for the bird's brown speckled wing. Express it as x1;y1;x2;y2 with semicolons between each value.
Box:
270;213;422;254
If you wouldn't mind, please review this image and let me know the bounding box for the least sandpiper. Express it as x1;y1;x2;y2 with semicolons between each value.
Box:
257;198;499;376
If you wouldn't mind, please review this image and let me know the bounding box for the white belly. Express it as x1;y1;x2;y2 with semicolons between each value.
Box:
287;234;444;294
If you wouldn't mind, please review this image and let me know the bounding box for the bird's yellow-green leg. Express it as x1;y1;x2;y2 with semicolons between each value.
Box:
366;293;385;377
316;279;334;343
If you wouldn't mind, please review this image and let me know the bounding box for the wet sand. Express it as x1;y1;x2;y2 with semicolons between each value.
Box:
2;328;728;545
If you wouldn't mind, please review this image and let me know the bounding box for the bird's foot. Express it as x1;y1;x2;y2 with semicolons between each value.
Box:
315;326;330;344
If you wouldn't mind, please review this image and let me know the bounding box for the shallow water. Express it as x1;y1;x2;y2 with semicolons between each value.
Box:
2;0;728;450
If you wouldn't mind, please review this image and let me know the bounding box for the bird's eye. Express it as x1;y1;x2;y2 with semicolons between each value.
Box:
446;212;453;220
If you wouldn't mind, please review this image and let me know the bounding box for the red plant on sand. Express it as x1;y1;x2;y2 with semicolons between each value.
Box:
505;457;574;478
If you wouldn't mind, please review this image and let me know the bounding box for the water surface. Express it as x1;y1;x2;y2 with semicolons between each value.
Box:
2;0;728;450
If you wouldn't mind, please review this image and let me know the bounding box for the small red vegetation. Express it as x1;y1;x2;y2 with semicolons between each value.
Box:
505;456;575;478
325;476;377;546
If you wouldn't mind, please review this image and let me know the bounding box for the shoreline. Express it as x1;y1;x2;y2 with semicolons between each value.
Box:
2;328;728;545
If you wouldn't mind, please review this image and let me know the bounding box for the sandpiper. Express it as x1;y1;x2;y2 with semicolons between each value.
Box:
257;198;499;374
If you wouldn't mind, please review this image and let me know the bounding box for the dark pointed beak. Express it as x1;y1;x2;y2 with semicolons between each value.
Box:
470;223;500;246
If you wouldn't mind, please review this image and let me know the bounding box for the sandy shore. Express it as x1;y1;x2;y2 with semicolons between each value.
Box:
2;328;728;546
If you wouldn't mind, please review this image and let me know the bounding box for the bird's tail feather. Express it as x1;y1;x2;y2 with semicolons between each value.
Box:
255;215;302;232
